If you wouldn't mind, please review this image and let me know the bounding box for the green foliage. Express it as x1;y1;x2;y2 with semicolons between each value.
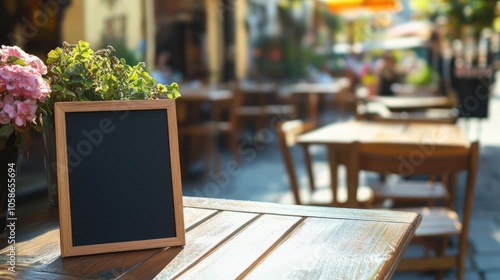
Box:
406;64;436;86
414;0;498;39
43;40;180;126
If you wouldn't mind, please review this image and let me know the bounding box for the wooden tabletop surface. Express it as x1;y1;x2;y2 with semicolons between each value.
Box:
298;120;469;147
365;96;453;111
280;78;350;96
0;197;420;279
176;87;233;102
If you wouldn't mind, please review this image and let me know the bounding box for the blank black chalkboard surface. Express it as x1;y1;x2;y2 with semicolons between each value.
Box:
54;99;185;257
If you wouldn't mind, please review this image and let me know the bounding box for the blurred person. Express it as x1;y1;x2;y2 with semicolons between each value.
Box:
375;52;400;96
313;62;335;84
151;51;176;84
345;52;364;92
427;29;447;96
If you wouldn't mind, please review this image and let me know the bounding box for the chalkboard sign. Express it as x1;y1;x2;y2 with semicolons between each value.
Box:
54;100;185;257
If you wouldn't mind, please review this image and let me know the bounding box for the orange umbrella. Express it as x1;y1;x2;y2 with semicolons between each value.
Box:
320;0;402;47
323;0;402;14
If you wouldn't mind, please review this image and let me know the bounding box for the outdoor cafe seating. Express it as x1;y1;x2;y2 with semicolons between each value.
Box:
277;110;478;278
351;141;479;279
175;79;302;178
277;119;374;208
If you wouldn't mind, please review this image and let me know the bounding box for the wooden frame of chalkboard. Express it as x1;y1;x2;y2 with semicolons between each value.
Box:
54;99;185;257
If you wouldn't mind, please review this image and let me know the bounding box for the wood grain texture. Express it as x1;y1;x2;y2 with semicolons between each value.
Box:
182;207;218;231
127;211;258;279
176;214;302;280
0;267;89;280
1;197;420;279
55;99;176;112
244;217;415;280
183;197;421;226
0;207;217;279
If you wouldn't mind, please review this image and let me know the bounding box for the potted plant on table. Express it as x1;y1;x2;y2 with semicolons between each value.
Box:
41;40;180;206
0;45;50;232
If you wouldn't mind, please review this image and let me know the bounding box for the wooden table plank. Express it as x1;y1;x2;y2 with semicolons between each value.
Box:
183;207;218;230
244;217;415;280
176;214;303;280
1;197;420;279
297;121;468;147
183;197;421;226
127;211;258;279
0;207;223;279
0;267;89;280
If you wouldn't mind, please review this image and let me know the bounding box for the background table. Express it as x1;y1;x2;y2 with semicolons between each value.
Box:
297;121;469;207
364;96;454;112
174;87;233;175
0;197;420;279
280;78;351;124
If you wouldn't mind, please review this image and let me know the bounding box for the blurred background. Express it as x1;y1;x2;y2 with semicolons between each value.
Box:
2;0;500;208
2;0;499;85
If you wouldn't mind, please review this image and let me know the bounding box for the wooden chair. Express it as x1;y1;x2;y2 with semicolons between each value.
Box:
277;120;374;207
350;141;479;279
176;91;238;177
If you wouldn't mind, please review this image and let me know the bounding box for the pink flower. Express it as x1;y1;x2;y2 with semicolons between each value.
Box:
2;99;37;127
0;64;49;100
25;54;48;75
1;45;28;61
0;93;14;109
1;45;47;75
14;99;37;126
0;45;48;130
0;94;13;124
0;110;10;124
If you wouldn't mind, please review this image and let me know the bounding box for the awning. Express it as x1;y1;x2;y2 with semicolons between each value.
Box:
321;0;402;14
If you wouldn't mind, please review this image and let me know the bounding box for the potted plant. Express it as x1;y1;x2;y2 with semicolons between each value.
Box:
41;40;180;206
0;45;51;232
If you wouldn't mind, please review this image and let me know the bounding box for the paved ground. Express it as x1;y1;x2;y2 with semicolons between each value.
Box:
13;88;500;279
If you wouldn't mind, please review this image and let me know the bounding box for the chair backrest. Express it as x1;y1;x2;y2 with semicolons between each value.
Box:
277;120;316;204
351;140;479;267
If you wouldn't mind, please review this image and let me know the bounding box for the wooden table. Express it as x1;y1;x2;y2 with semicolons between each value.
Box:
365;96;454;112
175;87;233;175
0;197;420;279
280;79;351;124
298;120;468;146
297;120;469;207
176;87;233;124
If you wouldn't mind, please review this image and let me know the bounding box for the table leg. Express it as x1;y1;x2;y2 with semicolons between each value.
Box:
327;145;338;205
302;144;316;192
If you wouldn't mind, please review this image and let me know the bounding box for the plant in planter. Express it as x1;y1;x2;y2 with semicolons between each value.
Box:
0;45;51;232
41;40;180;206
42;40;180;124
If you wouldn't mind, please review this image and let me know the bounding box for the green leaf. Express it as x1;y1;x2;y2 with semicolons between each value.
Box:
0;124;14;137
63;89;77;98
47;48;62;64
7;56;27;66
